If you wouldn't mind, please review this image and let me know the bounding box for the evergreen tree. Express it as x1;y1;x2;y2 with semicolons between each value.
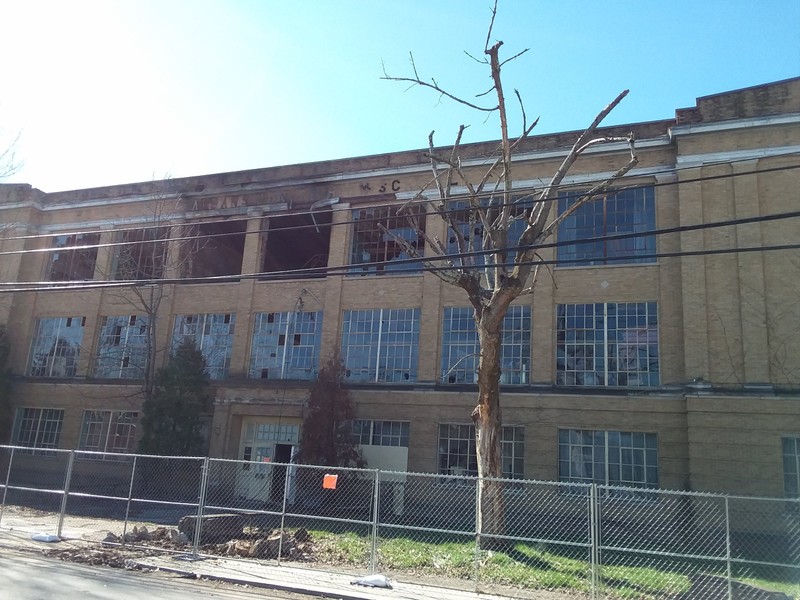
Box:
138;340;211;456
298;356;362;467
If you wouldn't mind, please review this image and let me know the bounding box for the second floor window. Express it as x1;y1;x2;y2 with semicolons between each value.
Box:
350;205;425;275
28;316;85;377
557;302;659;387
172;313;235;379
249;311;322;380
557;186;655;267
341;308;420;383
441;306;531;384
94;315;149;379
46;233;100;281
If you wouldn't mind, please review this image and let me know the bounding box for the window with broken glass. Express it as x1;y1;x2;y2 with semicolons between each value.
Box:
349;205;425;275
249;311;322;380
441;305;531;384
445;198;528;268
556;302;659;387
171;313;236;379
112;227;168;280
557;186;656;267
28;316;85;377
341;308;419;383
94;315;149;379
46;233;100;281
181;220;247;279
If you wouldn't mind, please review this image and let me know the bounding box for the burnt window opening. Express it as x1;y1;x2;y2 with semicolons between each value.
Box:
262;211;331;278
113;227;168;280
181;220;247;280
46;233;100;281
349;205;425;275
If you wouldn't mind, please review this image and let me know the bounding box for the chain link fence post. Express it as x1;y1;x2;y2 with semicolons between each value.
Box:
588;483;599;600
121;455;138;548
369;469;380;574
725;496;732;600
0;447;15;527
277;462;291;565
56;450;75;538
191;456;210;558
473;475;481;590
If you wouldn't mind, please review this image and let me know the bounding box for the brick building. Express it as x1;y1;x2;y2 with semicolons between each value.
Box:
1;78;798;501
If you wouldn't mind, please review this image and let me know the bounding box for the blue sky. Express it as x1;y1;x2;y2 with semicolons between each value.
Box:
1;0;798;192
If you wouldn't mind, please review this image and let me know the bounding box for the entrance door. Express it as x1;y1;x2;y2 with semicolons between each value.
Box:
269;443;293;503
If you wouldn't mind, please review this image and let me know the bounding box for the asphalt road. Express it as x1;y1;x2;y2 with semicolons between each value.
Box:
0;550;309;600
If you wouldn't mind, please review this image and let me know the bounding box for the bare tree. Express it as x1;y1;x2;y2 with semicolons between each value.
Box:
0;128;21;181
383;2;638;543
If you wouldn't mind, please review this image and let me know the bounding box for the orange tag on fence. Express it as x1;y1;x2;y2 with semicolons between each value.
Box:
322;474;338;489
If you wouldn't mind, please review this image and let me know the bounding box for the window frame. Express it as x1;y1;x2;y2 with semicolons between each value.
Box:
437;423;525;481
556;302;660;387
28;316;86;378
441;305;531;385
341;308;420;383
352;420;410;447
783;436;800;499
556;186;656;267
349;204;426;275
45;233;101;281
78;410;138;458
12;408;65;454
248;311;322;380
112;227;168;281
558;428;659;492
171;313;236;380
93;315;149;379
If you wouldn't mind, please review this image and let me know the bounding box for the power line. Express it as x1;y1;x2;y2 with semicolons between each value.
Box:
1;156;798;250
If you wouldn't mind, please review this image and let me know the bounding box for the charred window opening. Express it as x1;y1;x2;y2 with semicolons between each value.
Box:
46;233;100;281
262;211;331;278
182;220;247;280
113;228;168;280
349;205;425;275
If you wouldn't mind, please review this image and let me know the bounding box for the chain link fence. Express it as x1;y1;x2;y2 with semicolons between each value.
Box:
1;444;798;599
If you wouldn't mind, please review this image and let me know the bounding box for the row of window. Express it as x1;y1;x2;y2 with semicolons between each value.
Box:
14;407;800;499
27;302;660;387
43;188;657;282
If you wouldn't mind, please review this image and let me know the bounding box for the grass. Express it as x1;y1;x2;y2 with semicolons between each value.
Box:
301;529;799;599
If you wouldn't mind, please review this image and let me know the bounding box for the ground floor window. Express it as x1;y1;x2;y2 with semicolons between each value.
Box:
438;424;524;480
353;420;409;447
783;436;800;499
12;408;64;454
558;429;658;489
78;410;138;457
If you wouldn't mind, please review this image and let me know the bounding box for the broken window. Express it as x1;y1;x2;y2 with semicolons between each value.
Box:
112;228;168;280
171;313;236;379
249;311;322;380
445;198;527;268
262;211;331;278
46;233;100;281
181;220;247;280
94;314;149;379
28;316;85;377
349;205;425;275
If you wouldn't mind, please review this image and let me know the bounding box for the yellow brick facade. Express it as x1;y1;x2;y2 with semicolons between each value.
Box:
1;79;799;498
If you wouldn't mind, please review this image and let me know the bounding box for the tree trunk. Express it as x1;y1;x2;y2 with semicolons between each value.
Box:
473;310;505;548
